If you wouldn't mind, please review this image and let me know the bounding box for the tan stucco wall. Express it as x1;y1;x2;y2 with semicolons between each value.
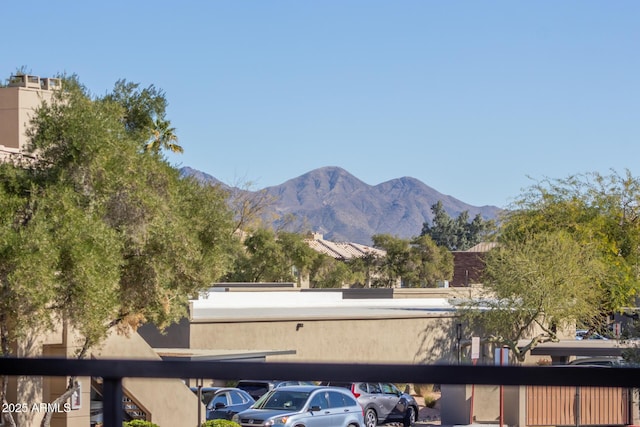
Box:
3;322;89;427
0;87;19;148
191;314;459;364
7;323;201;427
0;84;55;151
93;329;204;427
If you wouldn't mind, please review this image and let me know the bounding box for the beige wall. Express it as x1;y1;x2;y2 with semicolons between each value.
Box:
93;329;204;427
0;81;56;151
0;87;19;148
7;323;201;427
191;314;460;364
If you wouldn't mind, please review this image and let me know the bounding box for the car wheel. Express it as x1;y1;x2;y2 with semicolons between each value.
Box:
403;406;416;427
364;408;378;427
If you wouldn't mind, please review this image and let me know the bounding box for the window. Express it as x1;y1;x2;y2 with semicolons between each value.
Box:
211;393;228;407
367;382;382;394
381;383;396;394
230;390;248;404
328;391;357;408
328;391;347;408
308;392;329;410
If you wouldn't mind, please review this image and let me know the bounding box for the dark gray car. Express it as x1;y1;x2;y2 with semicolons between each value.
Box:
232;385;364;427
321;382;418;427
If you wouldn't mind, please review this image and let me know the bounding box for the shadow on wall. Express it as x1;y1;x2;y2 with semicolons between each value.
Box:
413;318;460;365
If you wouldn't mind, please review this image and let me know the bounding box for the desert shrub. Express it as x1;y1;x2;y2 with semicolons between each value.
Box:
412;383;435;395
201;420;241;427
414;383;439;408
423;393;438;408
123;420;160;427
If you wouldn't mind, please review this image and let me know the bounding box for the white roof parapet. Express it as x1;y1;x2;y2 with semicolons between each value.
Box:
189;291;455;321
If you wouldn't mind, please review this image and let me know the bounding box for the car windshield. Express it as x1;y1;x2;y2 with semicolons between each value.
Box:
254;390;310;411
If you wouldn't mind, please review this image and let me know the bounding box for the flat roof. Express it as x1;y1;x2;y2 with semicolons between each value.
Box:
190;291;457;322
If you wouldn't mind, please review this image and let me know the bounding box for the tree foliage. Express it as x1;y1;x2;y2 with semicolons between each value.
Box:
458;231;605;362
457;170;640;362
501;170;640;315
372;234;453;288
371;234;412;287
420;201;495;251
225;230;319;285
404;235;454;288
145;117;183;154
0;75;237;426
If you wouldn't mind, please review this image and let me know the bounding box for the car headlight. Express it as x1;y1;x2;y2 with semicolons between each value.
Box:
231;414;240;423
264;416;289;426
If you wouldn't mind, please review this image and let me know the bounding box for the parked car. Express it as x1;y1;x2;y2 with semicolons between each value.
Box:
575;329;609;340
232;385;364;427
320;381;418;427
568;357;625;367
190;386;255;420
90;400;103;427
235;380;316;400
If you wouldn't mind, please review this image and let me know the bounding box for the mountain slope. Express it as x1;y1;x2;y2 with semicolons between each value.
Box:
182;166;501;245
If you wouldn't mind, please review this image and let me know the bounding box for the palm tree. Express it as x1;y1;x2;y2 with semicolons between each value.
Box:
145;118;183;154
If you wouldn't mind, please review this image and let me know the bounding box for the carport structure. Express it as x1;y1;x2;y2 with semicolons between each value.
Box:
526;340;636;426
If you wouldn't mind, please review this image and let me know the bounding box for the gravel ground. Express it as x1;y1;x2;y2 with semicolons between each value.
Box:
415;394;441;425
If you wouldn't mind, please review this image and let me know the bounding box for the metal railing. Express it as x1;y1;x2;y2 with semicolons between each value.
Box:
1;357;640;426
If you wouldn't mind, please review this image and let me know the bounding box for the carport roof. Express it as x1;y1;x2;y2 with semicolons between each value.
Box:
526;339;633;357
154;348;296;361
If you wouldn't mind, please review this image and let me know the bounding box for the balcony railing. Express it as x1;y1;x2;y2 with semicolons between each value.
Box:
1;357;639;427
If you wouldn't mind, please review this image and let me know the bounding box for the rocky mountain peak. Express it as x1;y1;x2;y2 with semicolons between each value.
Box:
182;166;501;245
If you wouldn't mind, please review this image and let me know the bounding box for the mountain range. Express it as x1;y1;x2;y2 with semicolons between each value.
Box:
181;166;501;245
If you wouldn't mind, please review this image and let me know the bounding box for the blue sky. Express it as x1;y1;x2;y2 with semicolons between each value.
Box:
3;1;638;208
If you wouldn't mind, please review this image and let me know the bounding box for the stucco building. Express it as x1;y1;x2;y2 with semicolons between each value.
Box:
0;74;60;162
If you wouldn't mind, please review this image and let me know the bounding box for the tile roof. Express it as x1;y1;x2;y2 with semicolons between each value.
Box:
304;234;386;260
464;242;499;252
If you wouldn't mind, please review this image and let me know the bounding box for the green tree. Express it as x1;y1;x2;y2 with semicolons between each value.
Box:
421;201;494;251
310;254;355;288
225;228;292;282
403;235;454;288
0;166;60;427
501;170;640;318
102;79;167;140
457;231;605;362
371;234;412;287
372;234;454;288
225;230;319;284
347;251;381;288
0;75;237;427
145;117;183;154
276;232;319;286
